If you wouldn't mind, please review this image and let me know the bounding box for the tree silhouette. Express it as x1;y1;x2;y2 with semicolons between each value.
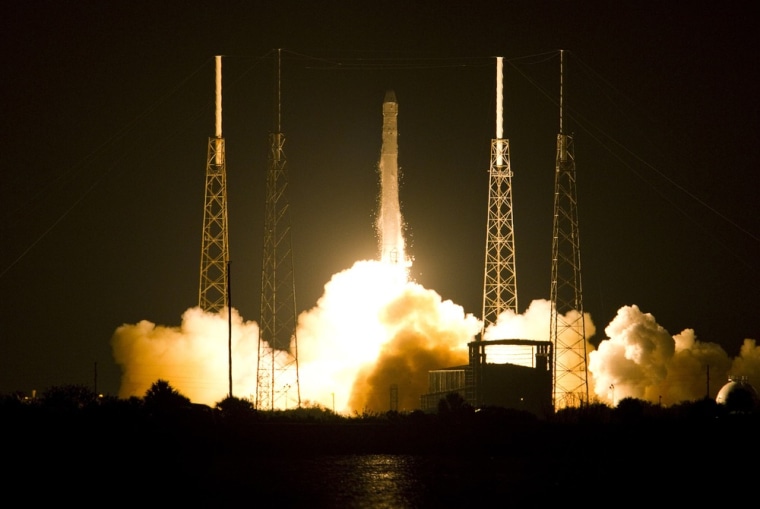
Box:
41;384;98;411
437;392;474;424
613;396;661;423
143;379;191;415
216;395;255;420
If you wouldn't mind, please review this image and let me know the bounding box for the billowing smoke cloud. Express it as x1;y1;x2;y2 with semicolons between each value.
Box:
347;281;481;412
111;307;258;405
479;300;760;406
484;298;597;346
588;305;760;405
111;292;760;411
296;260;480;413
111;259;482;412
732;338;760;379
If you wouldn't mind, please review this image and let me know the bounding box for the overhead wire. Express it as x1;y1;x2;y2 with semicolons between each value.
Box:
6;48;756;282
1;57;215;279
507;49;758;274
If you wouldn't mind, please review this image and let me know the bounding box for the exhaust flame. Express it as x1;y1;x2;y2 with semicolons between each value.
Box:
298;260;480;412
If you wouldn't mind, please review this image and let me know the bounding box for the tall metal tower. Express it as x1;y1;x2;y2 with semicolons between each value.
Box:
550;50;589;410
482;56;518;333
256;49;301;410
199;55;229;313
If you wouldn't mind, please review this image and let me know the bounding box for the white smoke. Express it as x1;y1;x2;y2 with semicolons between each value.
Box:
111;307;258;405
732;338;760;379
588;304;760;405
111;259;482;412
295;260;411;411
347;276;482;412
296;259;480;412
484;298;597;344
111;297;760;410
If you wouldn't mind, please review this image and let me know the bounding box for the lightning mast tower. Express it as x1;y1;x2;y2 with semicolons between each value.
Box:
256;49;301;410
549;50;589;410
482;56;518;333
199;55;230;313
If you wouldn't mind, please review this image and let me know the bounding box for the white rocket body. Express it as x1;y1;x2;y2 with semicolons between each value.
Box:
378;90;404;265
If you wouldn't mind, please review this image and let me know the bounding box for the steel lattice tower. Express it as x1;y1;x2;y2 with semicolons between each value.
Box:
199;56;229;313
482;57;518;333
550;51;589;410
256;50;301;410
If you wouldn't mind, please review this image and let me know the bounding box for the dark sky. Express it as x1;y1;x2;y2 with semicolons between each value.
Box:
2;0;758;397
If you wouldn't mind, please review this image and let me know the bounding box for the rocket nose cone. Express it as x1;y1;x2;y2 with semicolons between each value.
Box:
384;89;397;104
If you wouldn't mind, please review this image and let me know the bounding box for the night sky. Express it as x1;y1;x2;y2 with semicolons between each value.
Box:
2;1;758;397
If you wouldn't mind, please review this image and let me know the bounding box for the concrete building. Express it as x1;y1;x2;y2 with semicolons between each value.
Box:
421;339;553;417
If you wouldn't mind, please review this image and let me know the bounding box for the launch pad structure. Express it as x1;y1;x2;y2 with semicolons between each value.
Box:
421;57;553;415
256;50;301;411
198;55;233;397
549;50;589;409
422;52;589;414
198;56;234;397
199;56;230;314
481;57;518;327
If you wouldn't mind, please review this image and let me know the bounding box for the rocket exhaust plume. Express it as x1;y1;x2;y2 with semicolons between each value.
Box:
378;90;406;265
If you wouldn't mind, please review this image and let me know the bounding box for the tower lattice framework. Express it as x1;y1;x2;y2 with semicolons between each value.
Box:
550;51;589;410
481;136;518;331
256;50;301;410
198;59;229;313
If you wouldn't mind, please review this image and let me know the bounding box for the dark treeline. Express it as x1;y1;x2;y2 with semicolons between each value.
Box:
3;381;758;503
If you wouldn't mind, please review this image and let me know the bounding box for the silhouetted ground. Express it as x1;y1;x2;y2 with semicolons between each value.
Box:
3;389;758;505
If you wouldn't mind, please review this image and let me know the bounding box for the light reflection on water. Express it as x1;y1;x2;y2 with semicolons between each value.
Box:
241;454;540;508
304;454;424;508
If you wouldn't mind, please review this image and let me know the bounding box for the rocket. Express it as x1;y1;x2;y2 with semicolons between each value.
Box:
378;90;405;265
382;90;398;156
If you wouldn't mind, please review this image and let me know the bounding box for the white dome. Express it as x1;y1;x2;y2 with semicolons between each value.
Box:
716;376;759;411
